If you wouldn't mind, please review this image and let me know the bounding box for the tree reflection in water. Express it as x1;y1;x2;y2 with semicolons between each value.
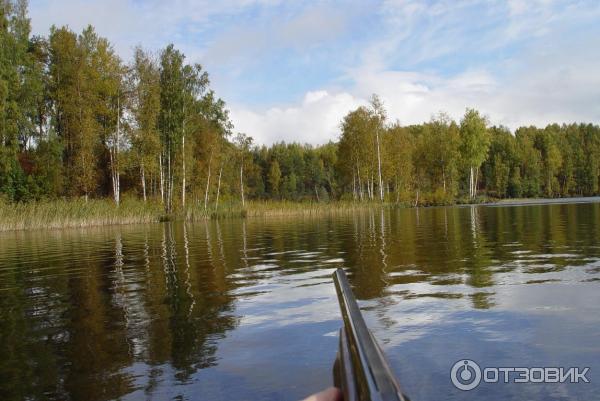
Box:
0;202;599;400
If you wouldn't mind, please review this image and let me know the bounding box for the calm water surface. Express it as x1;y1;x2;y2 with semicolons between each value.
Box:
1;202;600;401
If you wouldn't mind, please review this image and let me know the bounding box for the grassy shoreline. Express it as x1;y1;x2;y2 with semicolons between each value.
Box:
2;196;600;232
0;198;395;232
0;198;162;232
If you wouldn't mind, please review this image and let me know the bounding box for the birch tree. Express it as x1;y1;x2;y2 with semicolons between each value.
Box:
338;107;375;201
181;63;208;208
369;95;386;201
385;123;413;202
459;109;489;199
235;133;252;207
158;45;184;213
92;35;124;205
129;47;160;202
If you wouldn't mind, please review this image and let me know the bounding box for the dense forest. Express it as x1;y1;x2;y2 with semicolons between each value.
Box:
2;1;600;211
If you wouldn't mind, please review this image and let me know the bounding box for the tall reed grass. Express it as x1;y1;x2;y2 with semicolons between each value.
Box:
240;200;389;217
0;198;162;231
0;198;401;232
185;199;399;219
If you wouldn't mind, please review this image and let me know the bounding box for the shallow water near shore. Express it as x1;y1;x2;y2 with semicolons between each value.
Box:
1;201;600;400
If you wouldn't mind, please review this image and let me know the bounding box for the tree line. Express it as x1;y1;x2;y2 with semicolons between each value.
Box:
2;1;600;209
1;0;235;212
245;101;600;204
334;97;600;204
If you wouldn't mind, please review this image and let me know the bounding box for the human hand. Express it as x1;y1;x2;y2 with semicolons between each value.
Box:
301;387;343;401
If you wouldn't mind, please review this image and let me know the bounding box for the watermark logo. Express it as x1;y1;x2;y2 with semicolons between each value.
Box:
451;359;482;390
450;359;590;391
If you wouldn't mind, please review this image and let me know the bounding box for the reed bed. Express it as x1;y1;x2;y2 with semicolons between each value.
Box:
2;195;594;232
0;198;162;231
182;199;395;220
241;200;389;217
0;198;401;232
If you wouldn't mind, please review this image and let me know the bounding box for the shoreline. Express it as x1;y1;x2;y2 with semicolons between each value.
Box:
483;196;600;207
1;196;600;232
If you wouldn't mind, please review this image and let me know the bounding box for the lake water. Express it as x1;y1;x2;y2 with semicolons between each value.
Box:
1;202;600;401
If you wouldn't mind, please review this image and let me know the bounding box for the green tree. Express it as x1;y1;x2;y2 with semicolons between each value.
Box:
158;44;212;211
338;106;379;201
369;94;386;201
538;125;563;197
48;25;109;200
158;44;185;212
31;131;63;197
316;142;338;198
89;32;124;204
234;132;252;206
195;89;232;208
385;123;413;202
129;47;160;202
422;113;460;199
0;0;29;199
459;108;490;198
483;126;516;198
515;127;543;197
509;166;522;198
268;159;281;196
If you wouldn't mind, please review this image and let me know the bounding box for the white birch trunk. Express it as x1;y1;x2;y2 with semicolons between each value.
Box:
372;175;375;200
357;164;363;201
442;169;446;194
141;161;146;202
376;129;383;201
240;162;245;207
215;165;222;212
181;102;186;209
116;99;120;205
110;96;121;206
167;151;172;212
159;154;164;204
469;166;474;199
182;134;186;208
116;170;120;205
474;167;479;198
204;150;213;210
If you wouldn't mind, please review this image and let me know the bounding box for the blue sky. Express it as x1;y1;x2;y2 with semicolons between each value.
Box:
29;0;600;144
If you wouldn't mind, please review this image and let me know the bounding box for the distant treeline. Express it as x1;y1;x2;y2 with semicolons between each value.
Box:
2;1;600;210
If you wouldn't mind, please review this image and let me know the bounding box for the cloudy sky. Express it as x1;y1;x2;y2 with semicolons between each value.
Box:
29;0;600;145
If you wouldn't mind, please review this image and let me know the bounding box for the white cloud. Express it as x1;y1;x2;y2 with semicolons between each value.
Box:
232;35;600;144
29;0;600;145
28;0;283;57
202;2;357;68
228;0;600;144
230;91;364;145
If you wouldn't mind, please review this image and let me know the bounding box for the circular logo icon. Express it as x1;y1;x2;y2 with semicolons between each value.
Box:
451;359;482;391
